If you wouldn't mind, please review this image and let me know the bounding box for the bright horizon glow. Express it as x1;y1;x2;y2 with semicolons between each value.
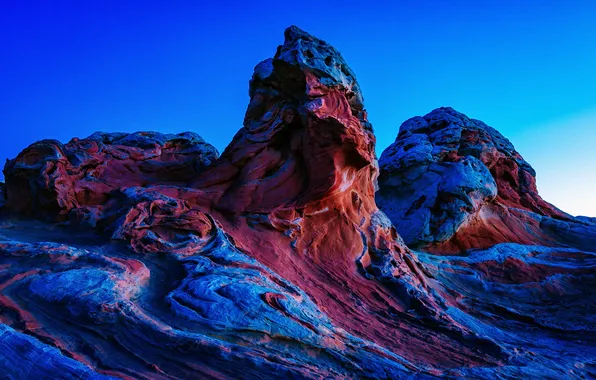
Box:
516;109;596;217
1;1;594;217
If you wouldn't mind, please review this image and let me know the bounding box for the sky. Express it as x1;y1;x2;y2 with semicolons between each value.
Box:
1;1;595;216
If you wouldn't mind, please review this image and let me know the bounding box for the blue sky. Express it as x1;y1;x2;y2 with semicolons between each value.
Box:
1;1;595;216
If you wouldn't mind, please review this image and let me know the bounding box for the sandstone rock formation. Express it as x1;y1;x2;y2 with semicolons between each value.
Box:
377;107;596;253
3;131;218;219
0;28;594;379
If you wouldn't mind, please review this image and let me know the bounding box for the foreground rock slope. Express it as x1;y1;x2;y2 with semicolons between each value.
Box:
0;27;594;379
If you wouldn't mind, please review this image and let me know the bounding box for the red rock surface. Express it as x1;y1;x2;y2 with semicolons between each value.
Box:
3;131;218;220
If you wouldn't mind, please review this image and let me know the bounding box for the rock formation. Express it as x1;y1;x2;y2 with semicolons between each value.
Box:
377;107;596;253
0;28;594;379
3;131;218;220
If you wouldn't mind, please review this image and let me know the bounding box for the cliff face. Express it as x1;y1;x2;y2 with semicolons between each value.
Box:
0;27;595;380
377;107;596;253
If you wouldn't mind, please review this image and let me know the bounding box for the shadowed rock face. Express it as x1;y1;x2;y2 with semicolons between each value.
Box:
378;107;596;253
0;182;5;209
0;27;595;379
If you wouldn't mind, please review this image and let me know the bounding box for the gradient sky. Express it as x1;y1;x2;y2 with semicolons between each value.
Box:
1;1;595;216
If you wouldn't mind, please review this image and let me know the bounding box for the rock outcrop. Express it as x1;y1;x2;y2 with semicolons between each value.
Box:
189;26;503;368
378;107;596;253
0;28;595;380
193;25;375;213
3;131;218;220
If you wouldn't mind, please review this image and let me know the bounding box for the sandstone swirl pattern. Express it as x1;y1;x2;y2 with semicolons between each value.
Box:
0;27;594;379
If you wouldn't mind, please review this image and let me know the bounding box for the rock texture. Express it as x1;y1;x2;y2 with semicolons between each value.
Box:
0;27;594;379
417;243;596;379
0;182;5;210
3;131;218;220
378;107;596;253
186;26;506;370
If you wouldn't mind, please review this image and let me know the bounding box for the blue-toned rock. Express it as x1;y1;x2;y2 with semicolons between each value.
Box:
0;324;115;380
378;107;595;253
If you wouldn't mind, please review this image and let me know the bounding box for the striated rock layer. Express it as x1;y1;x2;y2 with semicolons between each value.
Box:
0;27;595;379
377;107;596;254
